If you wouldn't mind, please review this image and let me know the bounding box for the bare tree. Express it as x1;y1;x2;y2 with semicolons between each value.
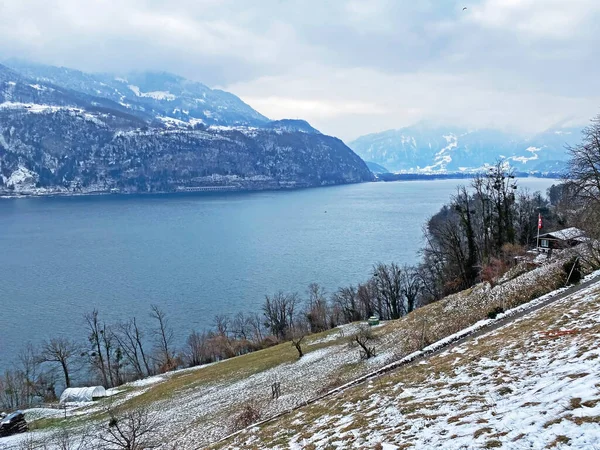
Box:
452;186;479;287
400;264;422;314
49;426;93;450
348;325;378;359
288;319;310;359
17;433;42;450
565;115;600;262
113;318;152;380
416;248;445;304
567;115;600;212
150;305;175;372
332;285;362;323
16;343;44;406
247;312;265;344
305;283;329;333
185;330;210;367
39;338;79;388
0;369;28;409
356;281;377;319
98;407;160;450
231;312;250;341
85;310;110;388
213;314;230;338
372;262;404;319
290;333;305;359
262;291;299;340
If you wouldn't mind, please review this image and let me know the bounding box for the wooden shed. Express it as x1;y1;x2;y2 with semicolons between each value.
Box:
537;227;587;252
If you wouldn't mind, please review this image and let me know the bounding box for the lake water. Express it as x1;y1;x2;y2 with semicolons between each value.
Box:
0;178;556;367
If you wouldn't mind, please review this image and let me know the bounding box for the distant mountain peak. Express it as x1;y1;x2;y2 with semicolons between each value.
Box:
349;124;581;173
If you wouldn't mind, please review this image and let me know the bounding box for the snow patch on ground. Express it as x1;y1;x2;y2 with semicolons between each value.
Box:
224;278;600;449
129;375;166;387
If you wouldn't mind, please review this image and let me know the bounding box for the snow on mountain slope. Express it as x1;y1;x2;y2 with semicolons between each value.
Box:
218;278;600;449
349;124;582;173
4;60;269;127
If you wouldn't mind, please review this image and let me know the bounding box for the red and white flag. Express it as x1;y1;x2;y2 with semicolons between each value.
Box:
538;213;543;230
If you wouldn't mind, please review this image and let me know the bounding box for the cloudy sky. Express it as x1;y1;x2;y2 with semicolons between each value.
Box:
1;0;599;140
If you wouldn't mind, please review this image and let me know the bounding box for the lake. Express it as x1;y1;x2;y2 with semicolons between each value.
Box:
0;178;557;367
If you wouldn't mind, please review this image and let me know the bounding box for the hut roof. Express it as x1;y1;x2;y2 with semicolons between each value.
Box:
539;227;586;241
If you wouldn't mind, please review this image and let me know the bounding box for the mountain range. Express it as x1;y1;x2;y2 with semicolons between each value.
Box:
348;123;582;173
0;61;372;195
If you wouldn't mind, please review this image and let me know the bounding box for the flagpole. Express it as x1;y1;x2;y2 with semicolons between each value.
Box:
537;213;541;252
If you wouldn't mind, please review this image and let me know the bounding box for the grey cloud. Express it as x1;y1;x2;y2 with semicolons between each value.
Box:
0;0;599;139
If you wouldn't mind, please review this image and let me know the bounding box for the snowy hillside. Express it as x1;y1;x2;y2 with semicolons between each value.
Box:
219;276;600;449
5;60;268;127
349;124;582;173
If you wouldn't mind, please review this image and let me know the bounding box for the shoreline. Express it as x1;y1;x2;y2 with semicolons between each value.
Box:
0;175;560;200
0;180;367;200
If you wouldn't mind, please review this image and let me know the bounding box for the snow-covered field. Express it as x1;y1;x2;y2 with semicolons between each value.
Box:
218;280;600;449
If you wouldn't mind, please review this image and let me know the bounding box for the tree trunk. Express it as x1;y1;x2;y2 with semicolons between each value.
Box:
61;360;70;388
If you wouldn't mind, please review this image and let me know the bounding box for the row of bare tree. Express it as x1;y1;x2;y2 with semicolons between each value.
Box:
2;261;425;410
183;263;423;366
0;305;177;410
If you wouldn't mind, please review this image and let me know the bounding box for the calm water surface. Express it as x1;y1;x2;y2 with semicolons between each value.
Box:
0;178;556;366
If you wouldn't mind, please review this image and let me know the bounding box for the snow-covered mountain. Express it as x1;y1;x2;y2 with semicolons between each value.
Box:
0;64;372;195
4;60;269;127
349;124;582;173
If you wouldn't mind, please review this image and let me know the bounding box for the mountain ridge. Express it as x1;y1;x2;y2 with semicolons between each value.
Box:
4;59;269;127
0;62;373;196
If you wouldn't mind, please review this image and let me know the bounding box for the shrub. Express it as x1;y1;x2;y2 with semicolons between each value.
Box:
348;325;378;359
481;258;509;287
232;402;262;431
487;306;504;320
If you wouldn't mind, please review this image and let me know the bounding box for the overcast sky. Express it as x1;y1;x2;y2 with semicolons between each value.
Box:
1;0;599;140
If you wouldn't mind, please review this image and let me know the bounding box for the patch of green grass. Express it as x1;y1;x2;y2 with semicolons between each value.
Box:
497;386;513;396
126;340;305;409
512;433;526;442
582;399;600;408
474;427;493;439
568;397;582;410
547;435;570;448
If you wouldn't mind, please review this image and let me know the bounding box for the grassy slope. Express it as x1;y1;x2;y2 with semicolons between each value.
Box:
215;281;600;449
